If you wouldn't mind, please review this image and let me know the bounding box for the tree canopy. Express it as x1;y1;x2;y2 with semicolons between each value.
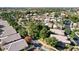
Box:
45;37;58;47
70;15;79;23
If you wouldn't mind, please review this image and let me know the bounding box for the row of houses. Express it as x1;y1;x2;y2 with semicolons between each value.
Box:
0;19;28;51
62;19;79;46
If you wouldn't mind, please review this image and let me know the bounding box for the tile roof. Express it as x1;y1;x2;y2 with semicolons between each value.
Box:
1;26;17;37
0;20;9;27
3;39;28;51
0;19;28;51
50;34;70;44
1;33;21;44
50;29;65;36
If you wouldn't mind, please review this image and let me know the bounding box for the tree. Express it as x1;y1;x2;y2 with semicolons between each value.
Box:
70;15;79;23
54;12;60;18
1;12;28;38
45;37;58;47
70;31;75;39
26;21;44;39
24;36;32;43
64;28;71;35
16;25;28;37
39;26;49;39
63;19;71;25
1;12;18;29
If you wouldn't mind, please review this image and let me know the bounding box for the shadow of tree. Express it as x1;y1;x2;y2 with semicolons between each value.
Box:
55;41;65;50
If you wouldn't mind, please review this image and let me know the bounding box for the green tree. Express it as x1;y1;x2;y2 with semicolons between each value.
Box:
70;31;75;39
39;26;49;39
54;12;60;18
70;15;79;23
26;21;43;39
1;12;28;38
65;28;71;35
16;25;28;37
45;37;58;47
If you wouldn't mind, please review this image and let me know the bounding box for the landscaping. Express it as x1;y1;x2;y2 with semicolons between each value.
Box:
0;8;79;51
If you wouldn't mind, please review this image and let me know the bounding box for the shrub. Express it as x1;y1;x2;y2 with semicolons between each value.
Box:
16;26;28;37
70;31;75;39
64;28;71;35
45;37;58;47
39;26;49;39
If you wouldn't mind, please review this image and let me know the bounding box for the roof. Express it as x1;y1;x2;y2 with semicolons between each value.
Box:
1;33;21;44
50;34;70;44
0;19;28;51
1;26;17;37
50;29;65;36
0;19;16;37
0;19;9;27
3;39;28;51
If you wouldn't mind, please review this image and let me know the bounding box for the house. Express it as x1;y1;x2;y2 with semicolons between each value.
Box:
44;18;50;24
64;19;72;28
0;19;10;27
46;23;53;28
3;39;28;51
50;29;65;36
50;28;71;48
1;26;17;37
50;29;71;44
53;24;58;29
0;19;17;37
64;19;73;33
73;23;77;28
1;33;21;45
72;22;79;30
50;34;70;44
50;18;56;23
0;19;28;51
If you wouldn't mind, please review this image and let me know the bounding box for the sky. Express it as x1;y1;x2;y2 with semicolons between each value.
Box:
0;0;79;7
